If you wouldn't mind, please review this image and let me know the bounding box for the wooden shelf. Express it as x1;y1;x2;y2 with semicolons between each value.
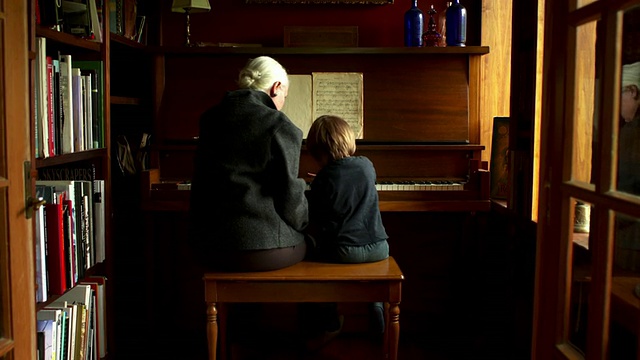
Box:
35;148;107;168
110;33;146;49
35;26;101;52
153;45;490;56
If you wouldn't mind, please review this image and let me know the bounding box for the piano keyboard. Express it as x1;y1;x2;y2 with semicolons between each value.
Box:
166;181;465;192
375;181;464;191
305;180;465;191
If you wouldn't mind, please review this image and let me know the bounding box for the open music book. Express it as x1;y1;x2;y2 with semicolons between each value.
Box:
282;72;363;139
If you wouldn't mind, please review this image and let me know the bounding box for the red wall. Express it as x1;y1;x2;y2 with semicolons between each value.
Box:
158;0;480;48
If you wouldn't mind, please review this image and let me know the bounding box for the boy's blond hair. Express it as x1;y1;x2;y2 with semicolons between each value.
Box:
306;115;356;162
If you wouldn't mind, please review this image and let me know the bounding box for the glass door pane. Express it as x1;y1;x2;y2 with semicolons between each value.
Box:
571;19;598;185
611;211;640;358
611;5;640;358
616;6;640;198
570;198;593;356
576;0;598;10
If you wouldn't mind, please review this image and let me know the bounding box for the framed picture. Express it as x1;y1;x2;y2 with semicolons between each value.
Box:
247;0;392;4
490;117;509;200
284;26;358;47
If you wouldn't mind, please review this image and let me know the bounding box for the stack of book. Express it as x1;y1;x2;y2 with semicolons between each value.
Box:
34;163;106;303
34;38;105;159
37;280;108;360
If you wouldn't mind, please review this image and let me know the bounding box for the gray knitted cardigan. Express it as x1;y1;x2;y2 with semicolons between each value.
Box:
189;89;309;251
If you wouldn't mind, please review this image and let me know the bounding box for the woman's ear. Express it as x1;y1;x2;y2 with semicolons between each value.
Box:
270;81;281;97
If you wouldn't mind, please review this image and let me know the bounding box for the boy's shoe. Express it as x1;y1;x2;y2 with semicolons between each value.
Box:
304;315;344;352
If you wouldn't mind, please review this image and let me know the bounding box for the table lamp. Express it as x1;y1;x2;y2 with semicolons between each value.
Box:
171;0;211;46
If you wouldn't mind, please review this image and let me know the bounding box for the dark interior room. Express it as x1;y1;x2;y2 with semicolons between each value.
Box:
4;0;639;359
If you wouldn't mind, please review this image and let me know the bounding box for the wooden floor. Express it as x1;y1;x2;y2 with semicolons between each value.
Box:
113;302;525;360
207;325;509;360
111;211;538;360
227;332;432;360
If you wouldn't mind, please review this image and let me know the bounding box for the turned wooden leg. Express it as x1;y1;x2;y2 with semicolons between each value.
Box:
207;303;218;360
387;302;400;360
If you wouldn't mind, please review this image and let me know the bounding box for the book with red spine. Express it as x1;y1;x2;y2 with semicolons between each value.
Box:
44;202;67;295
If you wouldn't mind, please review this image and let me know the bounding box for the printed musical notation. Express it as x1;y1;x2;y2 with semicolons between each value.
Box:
282;72;364;139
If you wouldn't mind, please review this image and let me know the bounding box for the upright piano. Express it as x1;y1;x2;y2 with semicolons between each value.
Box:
140;46;491;213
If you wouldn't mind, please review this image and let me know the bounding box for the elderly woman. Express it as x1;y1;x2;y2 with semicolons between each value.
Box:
615;61;640;271
189;56;309;272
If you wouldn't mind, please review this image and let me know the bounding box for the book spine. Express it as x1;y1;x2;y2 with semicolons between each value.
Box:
75;305;87;360
44;203;67;295
59;54;74;154
62;199;77;288
52;60;63;155
89;71;99;148
83;75;94;149
73;62;104;148
72;68;84;152
36;38;49;158
46;56;55;156
35;205;48;303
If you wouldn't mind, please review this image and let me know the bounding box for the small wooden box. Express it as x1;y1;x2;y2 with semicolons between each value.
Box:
284;26;358;47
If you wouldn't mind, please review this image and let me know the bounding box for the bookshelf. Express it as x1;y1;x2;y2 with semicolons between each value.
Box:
30;0;113;358
30;0;157;355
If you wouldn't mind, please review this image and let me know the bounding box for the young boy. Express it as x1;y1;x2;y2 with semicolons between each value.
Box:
304;115;390;345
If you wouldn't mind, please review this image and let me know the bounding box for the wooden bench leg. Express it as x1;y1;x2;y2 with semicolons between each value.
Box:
387;301;400;360
207;302;218;360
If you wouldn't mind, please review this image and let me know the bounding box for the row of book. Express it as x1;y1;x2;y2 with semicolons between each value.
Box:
35;38;105;159
36;0;104;42
37;279;107;360
109;0;146;42
35;168;106;302
36;0;146;44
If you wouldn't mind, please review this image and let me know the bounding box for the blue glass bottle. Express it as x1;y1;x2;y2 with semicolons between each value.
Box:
445;0;467;47
404;0;424;47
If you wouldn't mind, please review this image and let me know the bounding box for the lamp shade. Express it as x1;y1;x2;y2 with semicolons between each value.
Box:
172;0;211;13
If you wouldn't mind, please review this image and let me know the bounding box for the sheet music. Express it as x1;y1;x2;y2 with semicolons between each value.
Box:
312;72;363;139
281;72;364;139
281;75;313;137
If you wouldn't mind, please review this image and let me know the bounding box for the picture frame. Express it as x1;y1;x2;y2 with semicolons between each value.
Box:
284;26;358;47
247;0;392;4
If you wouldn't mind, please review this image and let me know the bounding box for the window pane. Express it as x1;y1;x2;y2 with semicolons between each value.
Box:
569;198;592;355
612;211;640;358
575;0;598;10
571;20;597;184
613;212;640;272
617;6;640;198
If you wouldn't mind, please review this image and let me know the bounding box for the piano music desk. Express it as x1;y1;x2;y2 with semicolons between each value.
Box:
203;257;404;360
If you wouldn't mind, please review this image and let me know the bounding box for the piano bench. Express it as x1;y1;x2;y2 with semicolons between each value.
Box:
203;256;404;360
